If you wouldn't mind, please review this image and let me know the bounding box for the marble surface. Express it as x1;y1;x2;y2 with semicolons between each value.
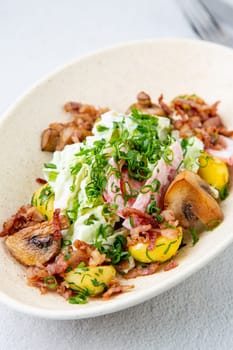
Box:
0;0;233;349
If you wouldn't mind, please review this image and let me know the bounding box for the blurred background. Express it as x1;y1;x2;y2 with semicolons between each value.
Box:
1;1;233;349
1;0;233;115
0;0;195;114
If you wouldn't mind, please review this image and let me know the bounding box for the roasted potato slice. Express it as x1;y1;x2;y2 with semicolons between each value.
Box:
198;152;229;192
65;265;116;296
129;227;182;263
31;184;54;220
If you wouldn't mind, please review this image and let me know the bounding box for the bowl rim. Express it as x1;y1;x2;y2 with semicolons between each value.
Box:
1;37;233;320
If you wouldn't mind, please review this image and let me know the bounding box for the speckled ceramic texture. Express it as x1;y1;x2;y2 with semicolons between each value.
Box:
0;39;233;320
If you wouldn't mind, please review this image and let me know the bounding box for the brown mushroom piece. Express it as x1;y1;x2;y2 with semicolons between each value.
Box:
126;91;166;116
5;215;69;266
164;170;223;229
41;127;59;152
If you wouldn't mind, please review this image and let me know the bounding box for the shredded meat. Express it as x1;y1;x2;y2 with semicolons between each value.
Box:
89;249;107;266
127;93;233;151
26;239;107;294
168;96;232;149
27;265;48;280
127;224;158;248
160;209;179;227
147;230;157;251
126;208;180;248
57;281;73;300
123;262;159;279
27;265;49;292
53;208;62;240
158;94;171;115
41;92;233;153
102;279;134;299
164;260;178;271
46;253;69;275
0;205;44;237
122;208;158;227
41;102;109;152
159;228;181;239
46;240;105;276
74;240;108;265
27;267;73;298
130;224;152;237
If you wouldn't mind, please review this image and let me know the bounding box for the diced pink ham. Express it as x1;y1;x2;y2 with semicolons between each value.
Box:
123;141;183;229
103;158;142;217
206;135;233;166
120;168;143;207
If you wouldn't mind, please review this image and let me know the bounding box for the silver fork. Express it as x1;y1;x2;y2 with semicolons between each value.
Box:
178;0;233;47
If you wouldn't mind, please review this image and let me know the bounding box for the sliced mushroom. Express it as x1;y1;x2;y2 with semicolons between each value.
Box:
5;215;69;266
55;124;92;151
41;128;59;152
126;91;166;116
164;170;223;228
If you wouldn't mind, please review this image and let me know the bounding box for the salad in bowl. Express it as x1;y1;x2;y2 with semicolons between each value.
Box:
1;92;232;304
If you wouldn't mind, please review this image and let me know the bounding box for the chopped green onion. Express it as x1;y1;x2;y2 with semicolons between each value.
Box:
48;171;58;182
62;239;72;247
77;262;86;268
44;163;57;169
189;227;199;245
96;125;109;132
219;183;229;200
68;294;88;304
84;214;98;225
44;276;57;289
70;162;82;175
91;278;107;289
64;253;72;261
163;240;178;254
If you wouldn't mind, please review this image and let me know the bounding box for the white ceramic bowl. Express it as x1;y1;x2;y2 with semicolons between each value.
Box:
0;39;233;320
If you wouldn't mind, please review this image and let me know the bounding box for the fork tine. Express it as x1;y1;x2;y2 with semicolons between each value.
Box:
178;0;227;42
199;0;226;41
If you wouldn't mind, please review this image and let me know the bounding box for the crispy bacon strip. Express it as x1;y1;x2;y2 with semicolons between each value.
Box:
123;141;183;229
160;209;178;227
122;208;158;227
27;239;107;293
46;241;107;276
53;209;62;240
147;230;157;251
164;260;178;271
102;279;134;299
57;281;73;300
123;262;159;279
127;224;158;250
206;135;233;165
36;178;47;185
159;228;181;239
158;94;171;115
130;224;152;237
0;205;44;237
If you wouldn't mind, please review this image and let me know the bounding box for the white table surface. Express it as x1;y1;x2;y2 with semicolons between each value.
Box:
1;1;233;349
